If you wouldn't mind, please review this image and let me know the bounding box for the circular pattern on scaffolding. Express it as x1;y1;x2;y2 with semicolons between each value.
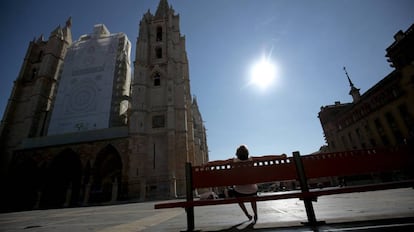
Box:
66;79;98;114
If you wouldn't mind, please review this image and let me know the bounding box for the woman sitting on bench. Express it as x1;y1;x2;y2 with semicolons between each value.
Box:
227;145;258;223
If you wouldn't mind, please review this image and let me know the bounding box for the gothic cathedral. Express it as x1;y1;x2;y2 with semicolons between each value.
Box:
0;0;208;212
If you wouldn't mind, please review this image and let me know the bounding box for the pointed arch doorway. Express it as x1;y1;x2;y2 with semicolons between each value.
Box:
5;155;39;211
41;149;82;208
89;145;123;203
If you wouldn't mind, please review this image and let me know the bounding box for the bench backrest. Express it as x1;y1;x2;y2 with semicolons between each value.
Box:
192;155;297;188
302;147;413;179
190;146;413;189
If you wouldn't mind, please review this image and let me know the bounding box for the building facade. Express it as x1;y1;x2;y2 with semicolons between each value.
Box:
319;24;414;152
0;0;208;212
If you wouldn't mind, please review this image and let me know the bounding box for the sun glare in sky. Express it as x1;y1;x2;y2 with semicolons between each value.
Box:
249;56;278;90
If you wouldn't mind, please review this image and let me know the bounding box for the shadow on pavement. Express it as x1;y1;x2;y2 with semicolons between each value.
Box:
203;217;414;232
203;220;256;231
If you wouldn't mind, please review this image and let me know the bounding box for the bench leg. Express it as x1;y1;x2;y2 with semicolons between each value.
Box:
302;198;322;226
184;163;196;231
293;151;325;227
185;206;195;231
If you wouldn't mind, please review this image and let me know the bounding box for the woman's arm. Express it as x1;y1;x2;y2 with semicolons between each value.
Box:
203;154;287;165
203;158;233;166
250;154;287;162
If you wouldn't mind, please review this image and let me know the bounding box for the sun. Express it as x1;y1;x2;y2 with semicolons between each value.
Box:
250;57;277;90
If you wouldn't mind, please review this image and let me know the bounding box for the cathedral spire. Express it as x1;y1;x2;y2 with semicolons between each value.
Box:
65;16;72;28
155;0;170;18
62;17;72;44
343;66;361;103
49;25;63;39
36;34;44;43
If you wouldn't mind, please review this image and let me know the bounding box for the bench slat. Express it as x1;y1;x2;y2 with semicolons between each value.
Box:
192;157;297;188
303;148;413;179
154;191;305;209
308;179;414;197
154;179;414;209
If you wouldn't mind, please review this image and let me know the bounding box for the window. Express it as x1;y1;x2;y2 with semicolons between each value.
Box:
369;138;377;147
386;112;404;144
37;51;43;62
152;115;165;128
330;141;336;149
341;135;348;149
374;118;385;135
355;128;361;138
374;118;390;146
31;68;37;80
156;27;162;41
155;47;162;59
398;104;414;130
153;143;156;169
153;72;161;86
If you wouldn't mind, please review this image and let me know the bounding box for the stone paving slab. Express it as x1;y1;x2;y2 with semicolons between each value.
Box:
0;188;413;231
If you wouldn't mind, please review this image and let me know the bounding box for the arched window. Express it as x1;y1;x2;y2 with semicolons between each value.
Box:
153;72;161;86
152;115;165;128
155;47;162;59
156;27;162;41
37;51;43;62
31;68;37;80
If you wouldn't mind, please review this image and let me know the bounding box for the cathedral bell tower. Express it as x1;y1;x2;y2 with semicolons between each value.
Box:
129;0;195;199
0;18;72;176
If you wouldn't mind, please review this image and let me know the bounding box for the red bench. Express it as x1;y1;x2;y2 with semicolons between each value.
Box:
155;147;414;231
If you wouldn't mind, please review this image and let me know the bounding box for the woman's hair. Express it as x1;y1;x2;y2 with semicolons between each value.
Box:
236;145;249;160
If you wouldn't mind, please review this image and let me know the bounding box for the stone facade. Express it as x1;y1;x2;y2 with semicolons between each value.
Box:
0;0;208;212
6;135;129;210
0;18;72;178
128;0;208;199
319;24;414;152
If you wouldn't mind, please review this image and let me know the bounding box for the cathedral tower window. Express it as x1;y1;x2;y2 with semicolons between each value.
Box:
153;72;161;86
152;115;165;128
37;51;43;62
156;26;162;41
31;68;37;80
155;47;162;59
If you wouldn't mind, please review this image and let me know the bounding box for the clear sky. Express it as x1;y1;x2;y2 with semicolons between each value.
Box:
1;0;413;161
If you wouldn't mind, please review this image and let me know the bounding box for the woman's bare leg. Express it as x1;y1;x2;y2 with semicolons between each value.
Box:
238;202;252;220
251;201;258;223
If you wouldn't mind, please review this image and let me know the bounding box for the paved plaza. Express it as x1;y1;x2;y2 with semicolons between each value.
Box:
0;188;413;231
